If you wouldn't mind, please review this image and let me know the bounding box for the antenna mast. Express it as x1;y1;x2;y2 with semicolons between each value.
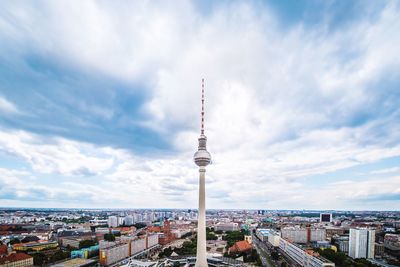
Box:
201;78;205;135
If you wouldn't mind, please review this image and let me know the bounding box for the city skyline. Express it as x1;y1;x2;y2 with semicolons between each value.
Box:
0;1;399;210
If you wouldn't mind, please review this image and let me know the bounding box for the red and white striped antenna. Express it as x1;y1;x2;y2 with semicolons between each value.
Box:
201;78;205;135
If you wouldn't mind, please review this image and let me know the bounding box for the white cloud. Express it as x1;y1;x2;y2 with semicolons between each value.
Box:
0;130;114;176
0;1;399;209
0;96;18;114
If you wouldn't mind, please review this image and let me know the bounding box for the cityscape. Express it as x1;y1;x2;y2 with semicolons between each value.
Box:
0;208;399;267
0;1;399;267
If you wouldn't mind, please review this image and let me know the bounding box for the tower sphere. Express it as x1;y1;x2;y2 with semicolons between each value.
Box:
194;135;211;167
194;149;211;167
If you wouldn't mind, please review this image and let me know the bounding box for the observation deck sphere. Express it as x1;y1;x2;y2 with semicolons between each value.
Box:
194;150;211;167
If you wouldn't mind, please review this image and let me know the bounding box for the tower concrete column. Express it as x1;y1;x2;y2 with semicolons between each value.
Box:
195;167;207;267
194;79;211;267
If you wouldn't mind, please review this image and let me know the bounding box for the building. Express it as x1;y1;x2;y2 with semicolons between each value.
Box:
99;243;129;266
325;227;345;240
0;253;33;267
124;216;134;226
384;234;400;251
107;216;118;228
335;236;349;253
268;230;281;247
374;243;384;257
146;234;159;248
51;258;96;267
12;241;58;252
228;240;252;255
193;79;212;267
131;238;146;255
255;228;271;242
214;222;239;232
279;238;335;267
348;228;375;259
320;213;332;223
281;227;326;243
0;245;7;255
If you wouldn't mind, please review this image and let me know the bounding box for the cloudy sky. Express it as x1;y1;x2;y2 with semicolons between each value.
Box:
0;0;399;210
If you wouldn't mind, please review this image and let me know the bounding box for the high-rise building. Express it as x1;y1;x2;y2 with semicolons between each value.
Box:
124;216;134;226
349;228;375;259
193;79;212;267
108;216;118;228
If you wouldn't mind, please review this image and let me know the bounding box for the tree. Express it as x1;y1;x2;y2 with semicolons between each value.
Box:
33;252;47;266
104;233;116;242
223;231;245;247
134;223;147;229
9;238;21;245
206;232;217;240
50;250;70;263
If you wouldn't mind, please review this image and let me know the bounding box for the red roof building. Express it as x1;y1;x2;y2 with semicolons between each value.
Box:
0;253;33;267
0;245;7;255
228;240;252;255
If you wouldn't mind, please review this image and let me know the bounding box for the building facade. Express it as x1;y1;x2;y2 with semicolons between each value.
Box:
348;228;375;259
279;238;335;267
0;253;33;267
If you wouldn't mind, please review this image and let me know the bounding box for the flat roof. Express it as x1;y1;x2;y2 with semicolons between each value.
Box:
51;258;96;267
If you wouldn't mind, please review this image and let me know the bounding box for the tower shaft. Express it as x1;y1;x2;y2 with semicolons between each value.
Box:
195;167;207;267
194;79;211;267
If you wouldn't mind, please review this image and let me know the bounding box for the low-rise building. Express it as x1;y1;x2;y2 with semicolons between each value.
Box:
255;229;271;242
13;241;58;252
228;240;252;255
214;222;239;232
0;253;33;267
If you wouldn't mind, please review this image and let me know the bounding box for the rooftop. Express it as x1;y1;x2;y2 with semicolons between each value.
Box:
0;253;32;264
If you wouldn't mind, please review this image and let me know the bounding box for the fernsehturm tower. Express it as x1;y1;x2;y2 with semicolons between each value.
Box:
193;78;211;267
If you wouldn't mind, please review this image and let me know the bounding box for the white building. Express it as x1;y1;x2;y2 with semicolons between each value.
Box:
131;238;146;255
214;222;239;232
108;216;118;228
256;229;271;242
279;238;335;267
147;234;159;248
349;228;375;259
124;216;134;226
281;227;308;243
100;243;129;266
281;227;326;243
310;228;326;242
268;230;281;247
